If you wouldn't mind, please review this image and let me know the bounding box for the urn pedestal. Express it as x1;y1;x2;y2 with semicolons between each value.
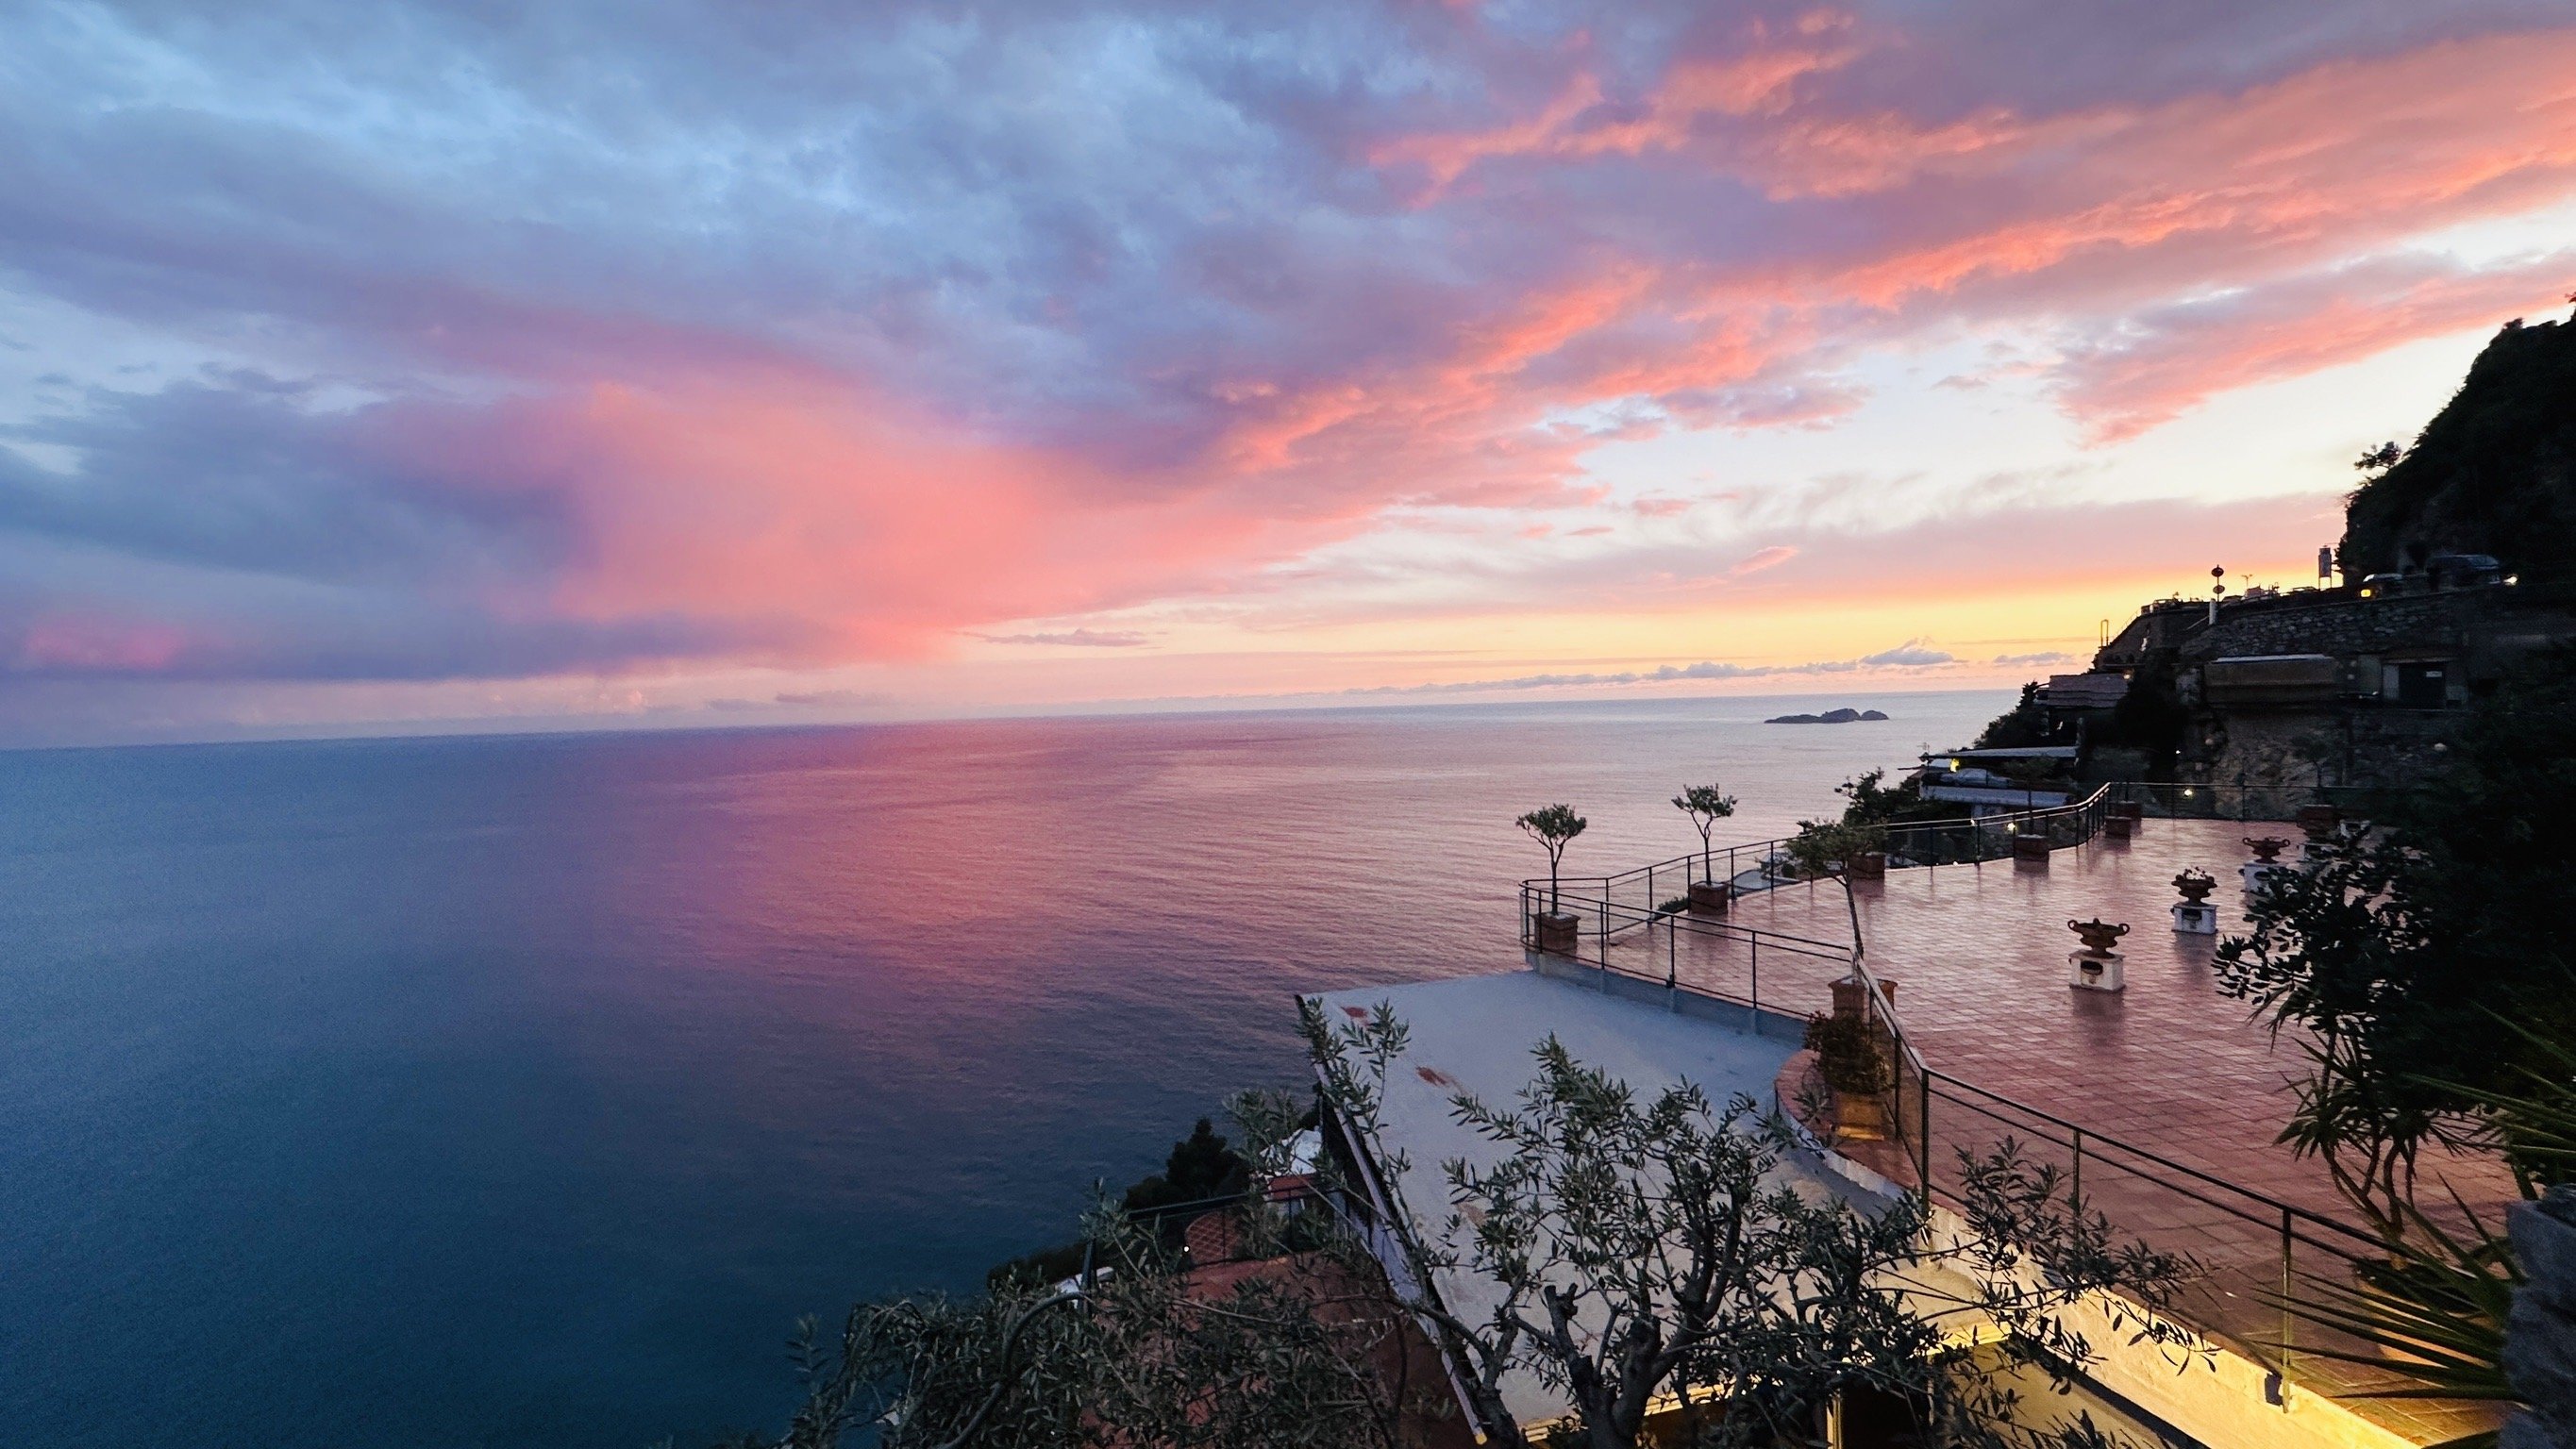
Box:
2068;950;2127;992
2171;901;2219;935
1531;911;1581;956
1686;880;1731;916
2240;861;2286;893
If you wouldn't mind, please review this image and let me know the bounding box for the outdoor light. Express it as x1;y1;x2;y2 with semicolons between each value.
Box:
2182;788;2194;798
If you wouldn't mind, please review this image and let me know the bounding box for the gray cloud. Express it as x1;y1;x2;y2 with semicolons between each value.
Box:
1336;643;1964;697
971;628;1154;648
1859;640;1956;668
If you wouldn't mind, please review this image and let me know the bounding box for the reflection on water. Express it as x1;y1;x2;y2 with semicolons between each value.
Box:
0;692;2001;1446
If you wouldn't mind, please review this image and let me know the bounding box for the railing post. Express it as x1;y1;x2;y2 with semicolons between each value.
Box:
2071;1126;2083;1207
1919;1067;1932;1191
1750;936;1760;1009
2280;1207;2297;1399
1666;915;1677;990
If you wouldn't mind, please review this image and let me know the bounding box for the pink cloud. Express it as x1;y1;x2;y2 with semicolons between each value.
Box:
13;616;196;674
1731;544;1798;575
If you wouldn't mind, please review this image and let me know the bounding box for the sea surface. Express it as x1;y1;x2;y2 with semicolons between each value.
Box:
0;691;2003;1447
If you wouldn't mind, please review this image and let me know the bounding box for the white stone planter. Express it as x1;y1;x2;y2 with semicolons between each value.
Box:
2068;950;2126;992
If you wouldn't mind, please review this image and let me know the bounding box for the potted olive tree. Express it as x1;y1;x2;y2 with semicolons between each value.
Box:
1518;804;1587;956
1671;782;1737;916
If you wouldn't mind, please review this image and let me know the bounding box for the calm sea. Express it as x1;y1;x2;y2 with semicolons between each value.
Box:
0;691;2002;1447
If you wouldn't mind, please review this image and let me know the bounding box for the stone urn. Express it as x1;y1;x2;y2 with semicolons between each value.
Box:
2068;918;2130;954
1686;879;1731;916
2066;918;2130;991
2297;803;2341;839
1848;850;1887;880
1531;911;1581;956
2172;870;2217;904
2244;836;2291;863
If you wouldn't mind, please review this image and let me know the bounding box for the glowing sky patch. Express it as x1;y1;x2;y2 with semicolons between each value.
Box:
2;0;2572;743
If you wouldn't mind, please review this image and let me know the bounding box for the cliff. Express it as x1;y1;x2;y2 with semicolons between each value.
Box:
2343;312;2576;589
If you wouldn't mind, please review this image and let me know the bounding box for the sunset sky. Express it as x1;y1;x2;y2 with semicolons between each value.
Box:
4;0;2574;744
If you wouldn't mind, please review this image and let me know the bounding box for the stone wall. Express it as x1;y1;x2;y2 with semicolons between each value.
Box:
2180;591;2491;666
2190;707;2457;791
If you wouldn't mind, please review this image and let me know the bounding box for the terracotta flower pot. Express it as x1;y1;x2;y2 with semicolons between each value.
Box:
2244;836;2291;863
1686;880;1731;916
2066;918;2131;954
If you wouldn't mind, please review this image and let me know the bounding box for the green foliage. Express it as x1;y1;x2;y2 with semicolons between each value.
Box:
2282;1197;2521;1445
2216;648;2576;1226
2342;310;2576;588
1518;804;1587;911
1974;682;2050;749
1301;1004;2200;1449
1516;804;1586;850
740;1111;1439;1449
1785;818;1887;958
2093;656;2187;781
1671;783;1737;881
1833;767;1961;828
1802;1011;1892;1096
991;1118;1254;1290
1124;1117;1251;1213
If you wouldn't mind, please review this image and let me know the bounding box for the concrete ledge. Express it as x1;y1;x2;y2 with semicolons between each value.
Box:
1526;950;1810;1044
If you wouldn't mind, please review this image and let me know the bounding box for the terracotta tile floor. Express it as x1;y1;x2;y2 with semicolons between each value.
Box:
1584;818;2516;1443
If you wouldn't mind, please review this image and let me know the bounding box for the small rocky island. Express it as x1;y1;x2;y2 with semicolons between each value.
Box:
1764;707;1890;724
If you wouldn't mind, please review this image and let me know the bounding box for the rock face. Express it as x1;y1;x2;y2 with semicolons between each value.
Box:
1764;708;1891;724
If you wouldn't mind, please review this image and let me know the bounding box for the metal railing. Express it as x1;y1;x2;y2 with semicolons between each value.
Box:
2111;780;2384;823
1509;780;2408;1404
1524;786;2120;927
1516;879;1851;1015
1910;1068;2385;1386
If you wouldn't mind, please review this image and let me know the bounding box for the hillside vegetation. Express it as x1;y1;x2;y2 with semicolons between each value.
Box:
2342;309;2576;589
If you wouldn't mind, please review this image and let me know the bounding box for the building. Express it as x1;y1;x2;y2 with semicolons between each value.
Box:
2078;574;2572;789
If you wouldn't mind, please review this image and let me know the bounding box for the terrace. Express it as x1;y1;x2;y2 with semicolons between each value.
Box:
1329;787;2514;1447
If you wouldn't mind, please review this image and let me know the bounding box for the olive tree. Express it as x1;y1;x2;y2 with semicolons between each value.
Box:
713;1148;1447;1448
1784;819;1888;963
1300;1000;2200;1449
1672;784;1738;886
1517;804;1586;915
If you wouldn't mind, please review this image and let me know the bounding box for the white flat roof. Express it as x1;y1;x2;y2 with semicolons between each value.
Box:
1311;966;1887;1426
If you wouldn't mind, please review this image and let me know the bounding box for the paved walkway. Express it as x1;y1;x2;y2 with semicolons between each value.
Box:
1589;817;2515;1444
